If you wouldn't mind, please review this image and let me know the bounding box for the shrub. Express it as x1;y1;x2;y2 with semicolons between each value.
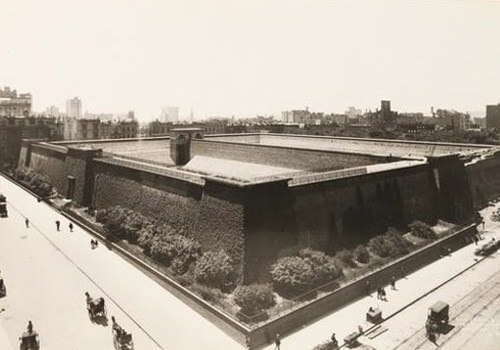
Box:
233;284;276;316
194;250;235;291
368;235;392;258
385;229;411;257
298;248;341;284
270;249;341;297
95;208;111;223
409;221;437;240
102;206;131;236
270;256;315;297
353;245;370;263
335;249;355;266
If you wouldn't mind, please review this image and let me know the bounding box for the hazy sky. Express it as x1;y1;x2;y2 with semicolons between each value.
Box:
1;0;499;120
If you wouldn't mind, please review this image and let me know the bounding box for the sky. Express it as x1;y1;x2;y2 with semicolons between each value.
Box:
1;0;499;121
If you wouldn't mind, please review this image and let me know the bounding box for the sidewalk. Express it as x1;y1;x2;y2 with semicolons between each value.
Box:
0;175;242;349
263;205;500;350
0;322;13;350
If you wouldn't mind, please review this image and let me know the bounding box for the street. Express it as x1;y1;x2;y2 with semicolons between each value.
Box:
0;175;242;349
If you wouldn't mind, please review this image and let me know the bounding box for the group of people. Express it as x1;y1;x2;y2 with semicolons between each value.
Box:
54;220;73;232
91;239;99;249
376;286;387;301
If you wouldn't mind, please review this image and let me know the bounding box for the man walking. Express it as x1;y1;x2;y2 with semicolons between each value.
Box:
69;222;74;232
274;333;281;350
25;218;29;228
390;276;396;290
55;220;60;231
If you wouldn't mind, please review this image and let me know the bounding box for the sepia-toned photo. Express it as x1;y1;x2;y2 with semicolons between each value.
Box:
1;1;500;349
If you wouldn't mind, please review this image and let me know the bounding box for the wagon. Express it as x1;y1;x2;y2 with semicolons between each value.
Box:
428;301;449;325
19;331;40;350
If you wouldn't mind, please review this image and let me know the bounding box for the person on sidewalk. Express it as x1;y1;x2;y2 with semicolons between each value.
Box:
365;280;371;296
274;333;281;350
331;333;338;349
25;218;29;228
69;222;73;232
55;220;60;231
380;287;387;301
391;276;396;290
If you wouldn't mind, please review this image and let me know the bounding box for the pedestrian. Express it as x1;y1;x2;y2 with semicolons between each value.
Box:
331;332;338;349
25;218;29;228
473;235;478;245
27;320;33;334
481;218;485;230
55;220;60;231
69;222;73;232
376;286;382;300
365;280;371;296
381;287;387;301
391;276;396;290
400;266;406;279
358;325;363;334
274;333;281;350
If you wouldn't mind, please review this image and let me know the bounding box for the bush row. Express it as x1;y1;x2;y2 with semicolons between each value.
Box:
270;248;342;297
368;228;412;258
96;206;236;290
409;221;437;239
13;168;54;198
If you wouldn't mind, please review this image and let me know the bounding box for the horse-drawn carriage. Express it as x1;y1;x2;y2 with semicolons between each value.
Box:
112;316;134;350
426;301;449;341
0;194;7;218
19;327;40;350
85;292;106;321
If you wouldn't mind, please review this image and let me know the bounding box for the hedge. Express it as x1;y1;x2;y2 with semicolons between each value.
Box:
368;228;411;258
270;249;341;297
409;221;437;240
233;284;276;316
353;244;370;263
194;250;236;292
13;168;54;198
96;205;201;276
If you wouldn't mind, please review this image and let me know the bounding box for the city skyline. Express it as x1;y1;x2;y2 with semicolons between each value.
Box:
1;1;499;121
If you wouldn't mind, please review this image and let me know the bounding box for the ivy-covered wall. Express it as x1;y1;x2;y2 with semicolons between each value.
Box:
466;153;500;209
92;163;247;277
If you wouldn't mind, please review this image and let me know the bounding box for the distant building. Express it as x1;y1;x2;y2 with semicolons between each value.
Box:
380;100;395;123
148;120;173;136
0;86;32;117
0;116;60;168
45;105;61;117
486;104;500;129
65;97;82;118
63;117;99;140
345;107;362;119
161;106;179;123
281;109;324;125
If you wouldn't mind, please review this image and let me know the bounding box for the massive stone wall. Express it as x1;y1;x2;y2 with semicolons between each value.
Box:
243;164;441;281
28;144;68;195
92;163;246;277
191;139;391;171
466;153;500;208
